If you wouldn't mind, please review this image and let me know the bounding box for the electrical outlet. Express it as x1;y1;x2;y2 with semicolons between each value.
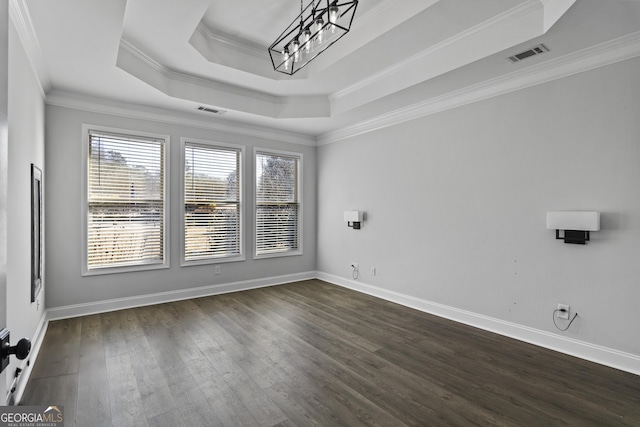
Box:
371;267;376;276
557;304;570;320
214;265;221;275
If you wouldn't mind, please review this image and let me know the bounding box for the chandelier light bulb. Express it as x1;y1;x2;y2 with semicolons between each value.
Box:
292;40;300;62
282;48;290;70
329;5;339;33
302;29;311;53
315;17;324;45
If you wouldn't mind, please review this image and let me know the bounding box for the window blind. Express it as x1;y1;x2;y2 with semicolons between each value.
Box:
255;151;300;256
87;131;165;269
184;143;241;261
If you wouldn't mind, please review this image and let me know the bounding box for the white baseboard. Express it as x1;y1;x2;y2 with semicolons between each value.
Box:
317;271;640;376
47;271;316;321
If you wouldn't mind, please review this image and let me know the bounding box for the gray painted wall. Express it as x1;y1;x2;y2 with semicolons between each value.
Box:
317;57;640;358
44;105;317;308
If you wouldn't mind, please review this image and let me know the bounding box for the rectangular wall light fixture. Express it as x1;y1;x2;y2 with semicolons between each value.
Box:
344;211;363;229
546;211;600;244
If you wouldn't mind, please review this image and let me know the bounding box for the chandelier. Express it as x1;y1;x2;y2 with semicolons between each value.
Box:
268;0;358;75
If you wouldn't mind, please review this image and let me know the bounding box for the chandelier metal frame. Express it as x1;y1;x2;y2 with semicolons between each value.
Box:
268;0;358;75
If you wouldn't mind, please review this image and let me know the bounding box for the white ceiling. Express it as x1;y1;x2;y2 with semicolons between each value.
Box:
13;0;640;142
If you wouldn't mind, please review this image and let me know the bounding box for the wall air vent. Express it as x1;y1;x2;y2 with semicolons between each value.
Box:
506;44;549;63
196;106;226;115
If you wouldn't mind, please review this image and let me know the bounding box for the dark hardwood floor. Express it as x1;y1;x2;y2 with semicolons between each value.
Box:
20;280;640;426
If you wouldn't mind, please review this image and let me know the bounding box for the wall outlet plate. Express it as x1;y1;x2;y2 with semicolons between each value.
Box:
557;304;570;320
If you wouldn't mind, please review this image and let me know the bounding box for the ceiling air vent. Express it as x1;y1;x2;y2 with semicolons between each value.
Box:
196;106;226;115
506;44;549;64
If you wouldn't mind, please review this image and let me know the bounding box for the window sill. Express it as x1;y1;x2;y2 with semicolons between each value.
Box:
82;262;170;277
253;250;303;260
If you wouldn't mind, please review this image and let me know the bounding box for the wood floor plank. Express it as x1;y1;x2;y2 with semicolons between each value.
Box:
168;377;224;427
190;298;287;426
101;309;131;359
147;409;186;427
169;303;261;426
105;350;149;426
29;318;82;379
76;314;111;427
20;374;78;420
119;309;177;420
20;280;640;426
263;382;326;427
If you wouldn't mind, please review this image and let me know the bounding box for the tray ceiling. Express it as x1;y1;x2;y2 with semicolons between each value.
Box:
15;0;640;140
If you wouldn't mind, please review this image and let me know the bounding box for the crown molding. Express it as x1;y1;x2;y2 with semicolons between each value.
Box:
118;39;330;118
119;39;278;104
8;0;51;95
318;31;640;145
45;90;317;147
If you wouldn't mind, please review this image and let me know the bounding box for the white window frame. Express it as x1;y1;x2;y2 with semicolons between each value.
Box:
254;147;303;259
81;124;170;276
180;138;245;266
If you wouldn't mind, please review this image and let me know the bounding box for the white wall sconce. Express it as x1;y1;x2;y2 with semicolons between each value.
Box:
344;211;363;229
546;211;600;244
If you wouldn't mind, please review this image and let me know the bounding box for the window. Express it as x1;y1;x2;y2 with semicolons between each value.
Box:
83;126;168;274
183;140;243;264
255;149;302;257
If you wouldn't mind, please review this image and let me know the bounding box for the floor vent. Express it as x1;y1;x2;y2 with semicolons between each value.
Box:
196;106;226;115
506;44;549;63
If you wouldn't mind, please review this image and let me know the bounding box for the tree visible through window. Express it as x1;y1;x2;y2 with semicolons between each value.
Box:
87;130;166;270
184;142;242;262
255;150;301;256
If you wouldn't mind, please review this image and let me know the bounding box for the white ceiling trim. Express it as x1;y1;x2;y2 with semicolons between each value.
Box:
193;0;415;66
45;90;318;147
188;21;295;80
118;39;330;118
8;0;50;95
318;30;640;145
118;39;277;103
329;0;542;104
193;21;266;58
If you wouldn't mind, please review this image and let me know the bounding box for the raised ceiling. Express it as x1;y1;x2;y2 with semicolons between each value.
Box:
13;0;640;142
